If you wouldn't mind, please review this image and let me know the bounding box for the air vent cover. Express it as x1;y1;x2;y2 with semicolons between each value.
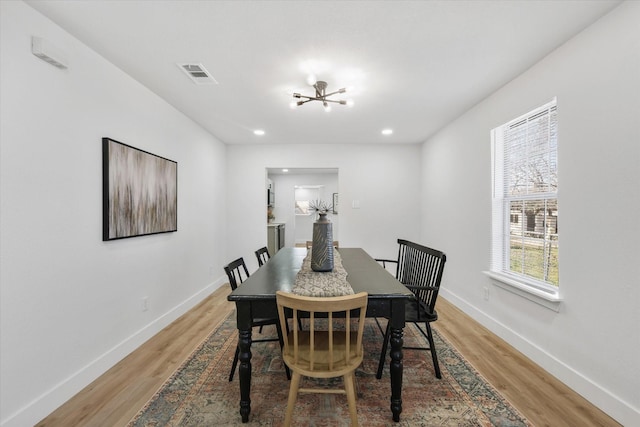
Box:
177;63;218;85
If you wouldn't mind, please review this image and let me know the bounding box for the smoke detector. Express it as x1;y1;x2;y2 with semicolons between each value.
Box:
177;63;218;85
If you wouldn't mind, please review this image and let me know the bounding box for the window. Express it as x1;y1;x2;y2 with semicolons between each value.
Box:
490;99;559;294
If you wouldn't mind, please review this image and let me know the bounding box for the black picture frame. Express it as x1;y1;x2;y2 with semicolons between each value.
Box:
102;137;177;241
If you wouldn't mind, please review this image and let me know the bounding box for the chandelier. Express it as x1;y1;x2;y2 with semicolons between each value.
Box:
292;79;349;112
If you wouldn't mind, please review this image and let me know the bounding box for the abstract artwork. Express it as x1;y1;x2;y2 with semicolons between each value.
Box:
102;138;177;241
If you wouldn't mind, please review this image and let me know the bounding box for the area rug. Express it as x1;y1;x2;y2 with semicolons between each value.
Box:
128;313;531;427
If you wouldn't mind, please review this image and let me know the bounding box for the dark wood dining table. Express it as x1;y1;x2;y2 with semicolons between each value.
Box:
227;247;413;423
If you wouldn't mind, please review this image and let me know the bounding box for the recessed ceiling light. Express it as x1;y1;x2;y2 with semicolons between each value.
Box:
254;129;265;136
382;129;393;135
282;169;289;173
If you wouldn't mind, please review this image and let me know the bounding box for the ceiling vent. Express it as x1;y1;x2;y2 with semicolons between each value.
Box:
177;63;218;85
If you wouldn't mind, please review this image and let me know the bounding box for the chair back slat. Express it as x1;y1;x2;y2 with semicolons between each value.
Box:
294;309;300;364
328;312;333;370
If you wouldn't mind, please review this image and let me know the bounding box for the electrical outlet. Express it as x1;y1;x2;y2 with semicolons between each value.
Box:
483;287;489;301
141;297;149;312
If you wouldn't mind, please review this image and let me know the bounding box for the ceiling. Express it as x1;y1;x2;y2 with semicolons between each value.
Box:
26;0;621;145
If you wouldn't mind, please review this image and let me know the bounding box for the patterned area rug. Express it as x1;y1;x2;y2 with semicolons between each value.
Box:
128;313;531;426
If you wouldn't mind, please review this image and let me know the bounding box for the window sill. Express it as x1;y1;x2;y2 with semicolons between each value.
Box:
482;271;562;312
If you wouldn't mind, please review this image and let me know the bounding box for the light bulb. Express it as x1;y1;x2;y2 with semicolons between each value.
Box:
306;74;317;85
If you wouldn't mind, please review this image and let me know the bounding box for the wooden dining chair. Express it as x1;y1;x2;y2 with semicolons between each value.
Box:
375;239;446;380
255;246;270;267
276;291;368;427
224;257;288;381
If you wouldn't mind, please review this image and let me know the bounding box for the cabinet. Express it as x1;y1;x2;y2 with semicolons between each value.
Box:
267;223;285;255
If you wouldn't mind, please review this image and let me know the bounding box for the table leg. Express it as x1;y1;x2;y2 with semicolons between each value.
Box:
389;298;404;422
236;303;253;423
389;326;403;422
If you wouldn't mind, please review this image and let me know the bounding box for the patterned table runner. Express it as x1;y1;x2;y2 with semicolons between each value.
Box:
292;250;354;296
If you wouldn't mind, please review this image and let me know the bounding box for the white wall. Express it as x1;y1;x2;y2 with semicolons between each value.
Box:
420;2;639;425
227;144;421;272
0;3;228;426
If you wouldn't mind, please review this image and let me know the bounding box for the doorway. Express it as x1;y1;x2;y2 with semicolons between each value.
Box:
266;168;339;248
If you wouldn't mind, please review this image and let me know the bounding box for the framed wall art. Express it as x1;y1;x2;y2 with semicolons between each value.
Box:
102;137;177;241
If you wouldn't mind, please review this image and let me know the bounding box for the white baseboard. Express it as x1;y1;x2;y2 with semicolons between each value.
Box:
1;280;225;427
439;288;639;427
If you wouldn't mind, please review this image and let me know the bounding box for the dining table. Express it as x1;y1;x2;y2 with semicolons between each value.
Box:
227;247;413;423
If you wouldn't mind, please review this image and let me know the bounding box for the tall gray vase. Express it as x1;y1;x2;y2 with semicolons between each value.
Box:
311;212;334;272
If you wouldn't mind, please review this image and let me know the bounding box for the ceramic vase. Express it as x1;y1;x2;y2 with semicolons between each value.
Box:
311;212;334;272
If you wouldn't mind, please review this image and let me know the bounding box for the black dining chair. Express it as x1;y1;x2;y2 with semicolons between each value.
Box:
255;246;270;267
224;257;289;381
375;239;447;380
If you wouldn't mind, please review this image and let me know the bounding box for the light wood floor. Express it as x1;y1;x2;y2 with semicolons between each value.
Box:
37;286;619;426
